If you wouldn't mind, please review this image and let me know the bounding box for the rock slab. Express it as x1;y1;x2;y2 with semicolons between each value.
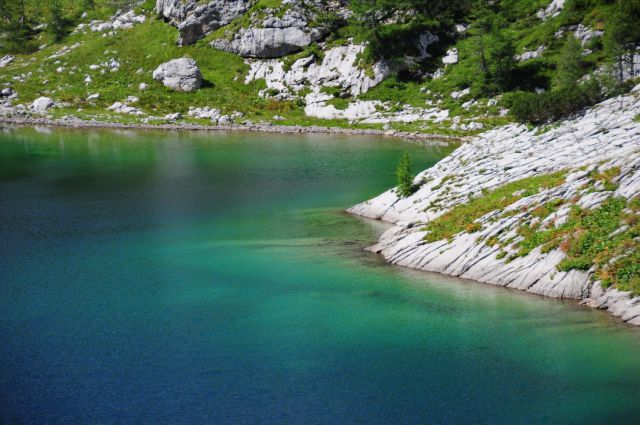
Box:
349;86;640;325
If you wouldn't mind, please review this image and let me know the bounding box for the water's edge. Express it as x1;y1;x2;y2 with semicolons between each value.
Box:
351;211;640;328
346;89;640;327
0;117;465;146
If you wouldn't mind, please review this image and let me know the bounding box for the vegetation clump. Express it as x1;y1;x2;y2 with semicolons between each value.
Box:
427;166;639;296
422;172;566;243
512;196;640;296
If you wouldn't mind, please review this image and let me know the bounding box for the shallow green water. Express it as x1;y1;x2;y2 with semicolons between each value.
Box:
1;126;639;424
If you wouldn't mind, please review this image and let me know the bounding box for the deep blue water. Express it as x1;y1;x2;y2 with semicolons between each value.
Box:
1;127;640;424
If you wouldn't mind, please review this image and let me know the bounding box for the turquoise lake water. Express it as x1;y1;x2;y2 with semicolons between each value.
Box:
1;126;640;424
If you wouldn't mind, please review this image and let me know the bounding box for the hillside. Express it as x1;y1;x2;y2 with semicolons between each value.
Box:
0;0;638;134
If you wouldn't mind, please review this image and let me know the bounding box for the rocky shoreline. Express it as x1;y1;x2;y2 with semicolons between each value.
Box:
0;116;463;146
349;86;640;326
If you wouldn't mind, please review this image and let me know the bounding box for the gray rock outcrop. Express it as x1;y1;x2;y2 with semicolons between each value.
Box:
156;0;253;45
211;6;327;58
245;43;391;97
210;0;347;58
211;25;325;58
152;58;202;92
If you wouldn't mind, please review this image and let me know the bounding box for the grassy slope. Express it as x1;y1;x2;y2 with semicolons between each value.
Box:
0;10;383;129
0;0;623;134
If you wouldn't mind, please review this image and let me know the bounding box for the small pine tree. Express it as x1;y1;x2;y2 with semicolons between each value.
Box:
396;152;415;197
49;0;66;42
488;29;516;92
468;2;516;95
605;0;640;82
554;35;583;90
0;0;37;54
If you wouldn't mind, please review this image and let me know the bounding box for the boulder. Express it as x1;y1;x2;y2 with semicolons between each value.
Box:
245;44;391;98
574;24;603;46
0;55;15;68
32;97;55;113
442;48;458;65
88;10;146;32
515;45;545;62
164;112;183;120
187;106;221;120
209;3;342;58
152;58;202;92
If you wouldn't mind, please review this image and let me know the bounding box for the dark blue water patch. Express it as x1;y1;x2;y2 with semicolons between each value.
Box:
1;127;639;425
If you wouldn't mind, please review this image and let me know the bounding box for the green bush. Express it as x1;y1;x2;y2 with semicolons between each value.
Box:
505;78;606;124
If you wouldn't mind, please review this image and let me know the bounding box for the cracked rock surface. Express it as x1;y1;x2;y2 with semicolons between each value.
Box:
349;86;640;325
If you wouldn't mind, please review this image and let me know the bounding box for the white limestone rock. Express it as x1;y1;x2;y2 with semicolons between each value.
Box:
349;86;640;325
574;24;604;46
188;106;221;120
156;0;252;45
516;45;545;61
245;43;391;98
442;48;458;65
31;97;55;113
537;0;565;20
75;10;146;33
212;26;325;58
108;101;144;115
152;58;202;92
164;112;183;120
0;55;15;68
451;88;470;99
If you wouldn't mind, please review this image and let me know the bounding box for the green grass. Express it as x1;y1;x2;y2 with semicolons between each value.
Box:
514;196;640;296
1;18;266;115
422;172;567;243
0;16;392;130
0;0;625;134
427;164;639;296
